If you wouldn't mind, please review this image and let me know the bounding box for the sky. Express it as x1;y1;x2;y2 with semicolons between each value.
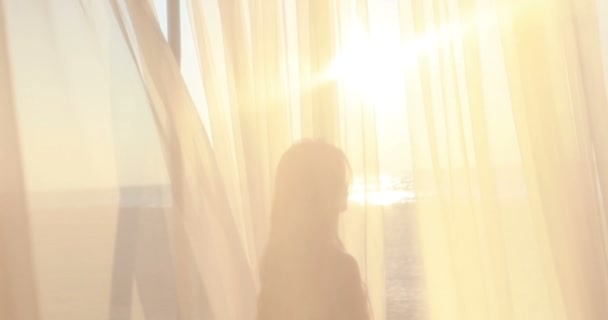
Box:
9;0;608;191
153;0;415;176
152;0;525;174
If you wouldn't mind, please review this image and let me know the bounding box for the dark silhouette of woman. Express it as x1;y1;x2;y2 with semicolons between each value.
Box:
257;139;370;320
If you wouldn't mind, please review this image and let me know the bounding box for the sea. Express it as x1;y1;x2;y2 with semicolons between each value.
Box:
384;202;426;320
27;185;425;320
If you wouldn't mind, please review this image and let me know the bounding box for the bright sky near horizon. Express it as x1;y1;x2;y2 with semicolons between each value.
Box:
12;0;608;192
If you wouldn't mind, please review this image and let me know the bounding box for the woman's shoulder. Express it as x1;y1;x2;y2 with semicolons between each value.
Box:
329;250;362;283
328;251;370;320
335;251;359;269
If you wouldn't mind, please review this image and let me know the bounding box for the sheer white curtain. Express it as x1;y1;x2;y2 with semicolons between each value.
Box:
133;0;386;317
0;0;385;319
1;1;183;318
2;0;608;320
400;0;608;318
180;0;387;317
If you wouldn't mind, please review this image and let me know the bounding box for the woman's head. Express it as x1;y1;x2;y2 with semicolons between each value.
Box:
258;141;369;320
270;139;351;244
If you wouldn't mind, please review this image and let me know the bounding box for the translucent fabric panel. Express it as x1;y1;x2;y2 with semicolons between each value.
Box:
183;0;388;318
112;0;258;319
399;0;608;319
4;1;607;320
1;1;179;319
497;0;608;317
1;0;390;319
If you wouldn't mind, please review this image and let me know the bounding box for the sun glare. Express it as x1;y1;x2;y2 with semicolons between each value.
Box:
328;33;407;102
325;7;502;102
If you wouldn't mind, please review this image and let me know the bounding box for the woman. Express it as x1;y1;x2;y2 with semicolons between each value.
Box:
257;139;370;320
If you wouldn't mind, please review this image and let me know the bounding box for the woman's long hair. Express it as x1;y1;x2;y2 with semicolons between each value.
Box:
268;139;350;248
257;139;355;319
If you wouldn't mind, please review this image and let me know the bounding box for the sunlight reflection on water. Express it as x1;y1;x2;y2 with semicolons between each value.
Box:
349;175;415;206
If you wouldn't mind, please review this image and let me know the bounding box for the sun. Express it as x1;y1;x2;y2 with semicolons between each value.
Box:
324;6;503;104
326;31;408;104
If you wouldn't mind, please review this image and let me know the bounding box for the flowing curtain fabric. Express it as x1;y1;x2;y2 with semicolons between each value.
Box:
0;1;185;318
0;0;385;319
400;0;608;319
2;1;608;320
162;0;387;317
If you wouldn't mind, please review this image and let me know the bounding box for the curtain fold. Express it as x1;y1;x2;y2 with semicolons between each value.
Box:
335;1;386;318
185;0;254;259
111;1;258;319
183;1;387;318
0;2;40;318
569;0;608;240
214;0;267;267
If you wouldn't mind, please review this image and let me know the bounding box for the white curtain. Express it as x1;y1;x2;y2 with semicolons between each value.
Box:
400;0;608;318
1;0;608;320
